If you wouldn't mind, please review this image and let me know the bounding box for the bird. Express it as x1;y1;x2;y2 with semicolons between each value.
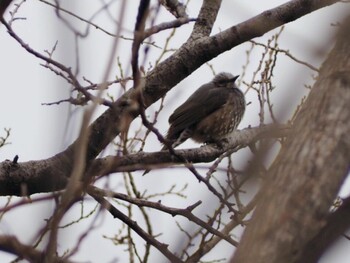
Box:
163;72;245;149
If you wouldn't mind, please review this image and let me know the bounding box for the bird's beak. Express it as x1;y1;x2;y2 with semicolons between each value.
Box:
230;75;239;82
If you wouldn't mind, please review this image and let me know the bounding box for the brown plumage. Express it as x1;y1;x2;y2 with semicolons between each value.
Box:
164;72;245;149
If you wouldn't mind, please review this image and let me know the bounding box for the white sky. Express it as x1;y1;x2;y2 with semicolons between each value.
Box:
0;0;349;262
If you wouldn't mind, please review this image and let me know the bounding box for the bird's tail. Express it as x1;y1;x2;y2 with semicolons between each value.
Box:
163;128;192;150
143;129;191;175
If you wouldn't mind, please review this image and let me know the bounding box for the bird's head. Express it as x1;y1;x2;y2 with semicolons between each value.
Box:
212;72;239;88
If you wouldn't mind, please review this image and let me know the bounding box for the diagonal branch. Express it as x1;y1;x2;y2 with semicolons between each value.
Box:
89;188;184;263
88;186;238;247
159;0;188;18
143;17;196;39
1;18;113;107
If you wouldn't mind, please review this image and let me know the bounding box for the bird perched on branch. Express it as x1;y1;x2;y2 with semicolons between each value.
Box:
163;72;245;149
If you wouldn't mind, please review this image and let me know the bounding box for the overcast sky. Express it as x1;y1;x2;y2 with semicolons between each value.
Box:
0;1;349;262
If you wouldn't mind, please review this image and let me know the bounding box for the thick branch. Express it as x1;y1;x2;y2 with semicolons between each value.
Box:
190;0;222;39
0;236;41;262
86;124;289;177
0;124;286;196
0;235;73;263
0;153;70;196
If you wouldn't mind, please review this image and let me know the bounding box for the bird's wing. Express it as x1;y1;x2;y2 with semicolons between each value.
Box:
168;84;230;137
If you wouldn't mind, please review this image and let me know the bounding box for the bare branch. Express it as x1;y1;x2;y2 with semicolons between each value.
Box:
89;188;184;263
143;17;196;39
88;186;238;247
1;18;113;107
0;235;74;263
250;40;319;72
159;0;188;18
38;0;117;37
87;124;289;176
0;128;11;148
190;0;222;39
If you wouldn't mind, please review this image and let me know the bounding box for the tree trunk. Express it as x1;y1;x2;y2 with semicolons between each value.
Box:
231;15;350;263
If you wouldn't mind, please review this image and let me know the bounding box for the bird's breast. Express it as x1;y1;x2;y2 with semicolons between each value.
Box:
191;91;245;143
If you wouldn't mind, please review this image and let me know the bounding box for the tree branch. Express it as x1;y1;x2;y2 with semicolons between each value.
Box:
190;0;222;39
0;124;287;196
159;0;188;18
0;235;74;263
86;124;289;177
89;189;184;263
88;185;238;247
0;155;70;196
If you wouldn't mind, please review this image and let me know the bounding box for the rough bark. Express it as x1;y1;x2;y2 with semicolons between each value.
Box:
230;16;350;263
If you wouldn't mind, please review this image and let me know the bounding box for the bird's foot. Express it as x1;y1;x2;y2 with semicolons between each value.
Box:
203;139;228;149
216;138;230;149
